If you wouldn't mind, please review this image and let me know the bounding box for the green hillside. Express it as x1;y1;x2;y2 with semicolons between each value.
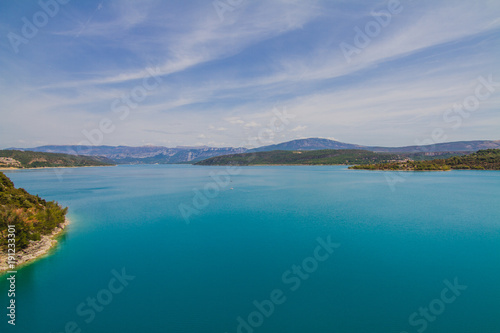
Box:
349;149;500;171
0;172;67;251
195;149;403;166
0;150;114;168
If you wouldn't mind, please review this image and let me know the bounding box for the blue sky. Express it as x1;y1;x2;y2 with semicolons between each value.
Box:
0;0;499;149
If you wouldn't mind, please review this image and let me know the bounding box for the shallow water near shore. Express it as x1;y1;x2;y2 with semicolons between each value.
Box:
1;165;499;333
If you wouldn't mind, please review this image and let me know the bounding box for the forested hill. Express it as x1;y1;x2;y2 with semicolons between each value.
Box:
0;150;114;169
349;149;500;171
195;149;403;166
0;172;67;251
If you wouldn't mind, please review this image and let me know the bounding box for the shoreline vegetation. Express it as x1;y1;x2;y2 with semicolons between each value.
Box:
349;149;500;171
0;171;70;274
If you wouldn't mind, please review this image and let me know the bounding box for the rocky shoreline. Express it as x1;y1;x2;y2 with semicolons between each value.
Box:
0;218;70;273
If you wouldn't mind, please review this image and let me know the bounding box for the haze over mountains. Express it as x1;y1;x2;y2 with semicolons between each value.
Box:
11;138;500;164
251;138;500;153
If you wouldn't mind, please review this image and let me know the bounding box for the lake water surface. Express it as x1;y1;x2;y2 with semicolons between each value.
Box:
1;165;499;333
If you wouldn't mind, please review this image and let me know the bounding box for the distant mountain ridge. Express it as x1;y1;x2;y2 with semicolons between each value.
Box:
253;138;500;153
249;138;365;152
14;145;246;164
11;138;500;164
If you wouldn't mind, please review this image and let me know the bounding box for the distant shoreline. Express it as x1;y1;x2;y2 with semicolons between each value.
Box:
0;218;70;274
0;165;115;171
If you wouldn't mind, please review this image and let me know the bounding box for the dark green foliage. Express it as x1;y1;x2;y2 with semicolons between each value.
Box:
0;149;114;169
350;149;500;171
0;172;67;251
195;149;403;166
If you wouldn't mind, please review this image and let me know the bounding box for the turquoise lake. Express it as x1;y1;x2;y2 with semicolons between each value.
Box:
1;165;499;333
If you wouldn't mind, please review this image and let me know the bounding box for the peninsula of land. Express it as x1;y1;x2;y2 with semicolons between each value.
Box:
0;172;70;273
349;149;500;171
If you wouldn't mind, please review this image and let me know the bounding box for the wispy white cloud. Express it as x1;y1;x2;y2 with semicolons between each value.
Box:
40;0;322;89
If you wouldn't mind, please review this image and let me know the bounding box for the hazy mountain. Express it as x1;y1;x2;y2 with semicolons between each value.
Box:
250;138;365;152
14;145;246;164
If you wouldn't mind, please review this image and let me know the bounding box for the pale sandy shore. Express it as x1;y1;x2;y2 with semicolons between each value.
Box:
0;218;70;274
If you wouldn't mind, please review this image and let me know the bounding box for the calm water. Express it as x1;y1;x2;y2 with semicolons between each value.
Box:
1;165;499;333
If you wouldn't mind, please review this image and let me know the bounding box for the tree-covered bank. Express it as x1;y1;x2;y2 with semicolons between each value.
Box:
349;149;500;171
0;172;67;251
